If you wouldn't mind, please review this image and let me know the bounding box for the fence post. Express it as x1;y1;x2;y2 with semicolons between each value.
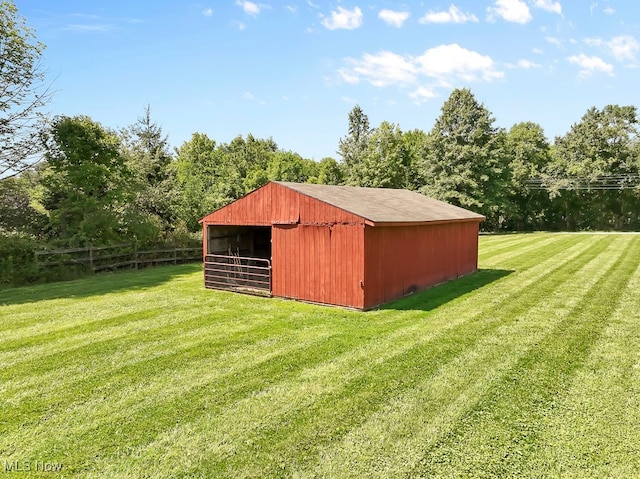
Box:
89;244;94;271
134;241;138;270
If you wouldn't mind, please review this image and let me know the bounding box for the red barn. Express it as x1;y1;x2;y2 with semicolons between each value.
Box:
200;181;484;309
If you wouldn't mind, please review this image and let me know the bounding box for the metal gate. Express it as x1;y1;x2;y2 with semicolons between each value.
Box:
204;254;272;295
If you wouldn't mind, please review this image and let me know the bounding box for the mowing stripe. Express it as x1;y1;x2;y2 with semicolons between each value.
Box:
479;233;577;268
292;235;632;478
526;253;640;477
479;233;560;261
408;235;640;478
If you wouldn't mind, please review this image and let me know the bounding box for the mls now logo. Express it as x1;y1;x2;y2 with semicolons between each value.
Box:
4;460;64;472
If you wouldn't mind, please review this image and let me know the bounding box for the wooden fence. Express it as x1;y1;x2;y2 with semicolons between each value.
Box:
35;243;202;273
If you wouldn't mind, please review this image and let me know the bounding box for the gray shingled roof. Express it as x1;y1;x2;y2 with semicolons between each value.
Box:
275;181;485;224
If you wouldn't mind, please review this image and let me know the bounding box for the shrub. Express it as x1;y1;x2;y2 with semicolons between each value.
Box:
0;234;40;286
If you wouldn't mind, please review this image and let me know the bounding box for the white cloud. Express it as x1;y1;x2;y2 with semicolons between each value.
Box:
378;9;410;28
487;0;532;24
419;5;478;24
322;6;363;30
341;96;357;104
567;54;614;77
339;43;503;98
417;44;503;81
341;51;417;87
202;8;213;17
585;35;640;62
532;47;544;54
234;21;246;30
507;59;542;69
409;86;437;104
603;6;615;14
338;69;360;84
545;36;562;46
533;0;562;15
63;23;115;32
607;35;640;61
243;91;266;104
236;1;260;16
285;5;297;14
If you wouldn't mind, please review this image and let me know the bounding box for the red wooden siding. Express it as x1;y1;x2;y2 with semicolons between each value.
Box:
272;223;365;308
363;221;479;309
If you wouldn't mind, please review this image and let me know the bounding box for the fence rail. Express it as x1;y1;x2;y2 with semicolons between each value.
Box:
35;243;202;273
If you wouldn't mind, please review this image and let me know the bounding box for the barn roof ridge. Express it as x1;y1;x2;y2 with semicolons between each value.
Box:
273;181;485;225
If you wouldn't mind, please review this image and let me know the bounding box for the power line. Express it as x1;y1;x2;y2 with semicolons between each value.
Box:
524;175;640;190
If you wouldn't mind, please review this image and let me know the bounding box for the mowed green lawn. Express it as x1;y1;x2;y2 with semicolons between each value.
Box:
1;233;640;478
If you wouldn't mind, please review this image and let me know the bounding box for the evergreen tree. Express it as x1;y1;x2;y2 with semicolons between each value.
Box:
338;105;372;185
121;105;177;234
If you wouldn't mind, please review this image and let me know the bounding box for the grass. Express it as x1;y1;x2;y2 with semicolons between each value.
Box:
1;232;639;478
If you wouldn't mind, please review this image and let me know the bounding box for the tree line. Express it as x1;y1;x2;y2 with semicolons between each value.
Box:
4;91;640;245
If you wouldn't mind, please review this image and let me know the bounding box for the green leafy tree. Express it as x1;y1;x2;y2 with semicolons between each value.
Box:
0;0;52;179
419;88;508;228
551;105;640;230
266;151;318;183
316;157;344;185
0;176;46;235
402;128;429;191
221;134;278;194
349;121;410;188
41;115;148;245
175;133;228;231
504;122;553;230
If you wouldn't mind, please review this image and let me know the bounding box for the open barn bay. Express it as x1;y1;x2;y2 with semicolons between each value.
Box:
1;233;639;478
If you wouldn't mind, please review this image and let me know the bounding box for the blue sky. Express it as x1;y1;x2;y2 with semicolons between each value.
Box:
16;0;640;160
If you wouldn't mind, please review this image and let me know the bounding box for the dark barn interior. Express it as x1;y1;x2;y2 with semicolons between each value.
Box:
206;225;272;260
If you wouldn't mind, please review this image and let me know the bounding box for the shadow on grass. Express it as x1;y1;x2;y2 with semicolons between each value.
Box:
378;268;513;313
0;263;202;307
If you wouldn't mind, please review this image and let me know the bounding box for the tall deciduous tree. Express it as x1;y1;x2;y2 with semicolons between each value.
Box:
504;122;553;229
349;121;409;188
41;115;146;245
266;151;318;183
224;134;278;194
0;0;52;179
419;88;507;228
316;157;343;185
175;132;226;232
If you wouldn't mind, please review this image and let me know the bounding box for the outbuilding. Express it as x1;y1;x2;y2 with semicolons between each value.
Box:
200;181;484;309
